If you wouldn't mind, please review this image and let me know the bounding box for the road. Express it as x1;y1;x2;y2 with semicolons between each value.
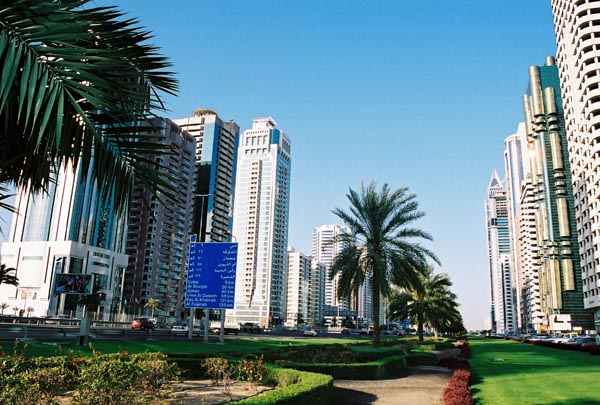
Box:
0;321;364;342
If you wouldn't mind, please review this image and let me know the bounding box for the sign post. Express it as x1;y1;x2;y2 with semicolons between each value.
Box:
185;240;237;342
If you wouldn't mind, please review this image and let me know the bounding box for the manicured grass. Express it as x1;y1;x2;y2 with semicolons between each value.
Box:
1;337;365;358
470;337;600;404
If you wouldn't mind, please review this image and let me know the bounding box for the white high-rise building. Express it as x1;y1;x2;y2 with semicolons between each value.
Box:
551;1;600;329
485;171;517;334
504;123;531;332
228;117;291;327
285;247;310;327
311;224;350;309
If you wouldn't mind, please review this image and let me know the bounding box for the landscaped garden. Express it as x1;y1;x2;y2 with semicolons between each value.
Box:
470;337;600;405
0;336;453;403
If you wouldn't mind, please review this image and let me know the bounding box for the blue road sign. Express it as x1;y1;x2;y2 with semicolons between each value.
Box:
185;242;238;309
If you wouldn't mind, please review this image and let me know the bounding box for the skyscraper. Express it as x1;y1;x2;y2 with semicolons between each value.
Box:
173;109;240;243
122;118;196;322
521;57;592;332
551;1;600;330
504;123;530;331
228;117;291;327
485;171;517;334
311;224;350;310
0;159;128;319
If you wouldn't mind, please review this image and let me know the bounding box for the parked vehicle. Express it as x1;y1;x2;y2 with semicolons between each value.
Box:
131;318;155;330
303;329;318;337
568;337;596;346
341;327;351;334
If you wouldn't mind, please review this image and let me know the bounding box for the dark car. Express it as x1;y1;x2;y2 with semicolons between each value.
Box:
242;322;262;333
131;318;155;330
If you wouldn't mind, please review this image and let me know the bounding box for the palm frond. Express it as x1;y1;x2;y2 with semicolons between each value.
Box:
0;0;179;211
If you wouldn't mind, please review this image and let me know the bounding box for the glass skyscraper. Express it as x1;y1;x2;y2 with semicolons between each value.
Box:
0;158;128;319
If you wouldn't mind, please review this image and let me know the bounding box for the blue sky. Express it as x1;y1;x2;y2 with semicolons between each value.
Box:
1;1;558;329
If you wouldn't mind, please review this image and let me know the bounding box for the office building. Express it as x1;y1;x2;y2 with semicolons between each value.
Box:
504;123;531;331
485;171;518;334
173;109;240;243
122;118;196;322
521;57;592;331
312;224;351;310
551;1;600;330
285;247;310;327
0;160;128;319
228;117;291;327
307;260;326;326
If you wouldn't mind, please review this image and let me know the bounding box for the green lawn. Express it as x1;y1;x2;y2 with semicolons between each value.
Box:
1;337;367;358
470;338;600;405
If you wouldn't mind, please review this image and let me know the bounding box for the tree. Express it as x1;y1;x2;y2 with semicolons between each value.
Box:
0;263;18;286
387;265;464;342
145;298;162;318
0;0;179;217
1;302;8;314
330;181;439;348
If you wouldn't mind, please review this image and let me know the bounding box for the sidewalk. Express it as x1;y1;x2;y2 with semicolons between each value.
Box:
333;365;452;404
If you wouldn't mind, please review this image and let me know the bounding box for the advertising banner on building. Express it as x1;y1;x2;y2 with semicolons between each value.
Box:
54;274;94;295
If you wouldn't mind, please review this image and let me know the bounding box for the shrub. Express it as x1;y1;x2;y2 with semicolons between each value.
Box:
235;368;333;405
73;354;144;404
443;368;472;405
238;355;268;391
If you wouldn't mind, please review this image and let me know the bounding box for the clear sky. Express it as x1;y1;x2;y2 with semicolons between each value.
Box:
0;1;559;330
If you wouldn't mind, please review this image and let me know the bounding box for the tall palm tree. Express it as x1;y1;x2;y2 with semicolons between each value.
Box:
1;302;9;315
145;298;162;318
0;0;178;215
0;263;18;286
387;265;463;341
330;181;439;348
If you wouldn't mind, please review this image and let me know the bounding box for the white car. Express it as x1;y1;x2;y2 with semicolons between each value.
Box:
170;325;189;336
303;329;318;337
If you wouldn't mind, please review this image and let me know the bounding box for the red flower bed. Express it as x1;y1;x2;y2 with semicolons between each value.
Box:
442;339;473;405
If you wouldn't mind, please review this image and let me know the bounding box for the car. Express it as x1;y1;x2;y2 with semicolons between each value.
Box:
568;337;597;346
303;329;318;337
131;318;155;330
242;322;262;333
170;324;189;335
341;327;351;334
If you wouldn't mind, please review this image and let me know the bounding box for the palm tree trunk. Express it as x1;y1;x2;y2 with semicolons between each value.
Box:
372;262;380;348
417;313;424;342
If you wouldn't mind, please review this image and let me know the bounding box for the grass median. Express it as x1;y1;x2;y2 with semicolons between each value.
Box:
470;337;600;404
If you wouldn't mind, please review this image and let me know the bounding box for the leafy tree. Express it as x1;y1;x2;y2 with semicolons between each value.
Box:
387;265;464;341
0;0;178;216
330;181;439;347
0;263;18;286
144;298;162;318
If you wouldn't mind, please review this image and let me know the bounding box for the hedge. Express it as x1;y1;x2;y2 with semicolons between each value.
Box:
234;367;333;404
279;354;407;380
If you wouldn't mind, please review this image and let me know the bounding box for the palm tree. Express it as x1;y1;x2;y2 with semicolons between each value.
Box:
145;298;162;319
0;0;178;216
1;302;9;315
387;265;463;341
0;263;19;286
330;181;439;348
